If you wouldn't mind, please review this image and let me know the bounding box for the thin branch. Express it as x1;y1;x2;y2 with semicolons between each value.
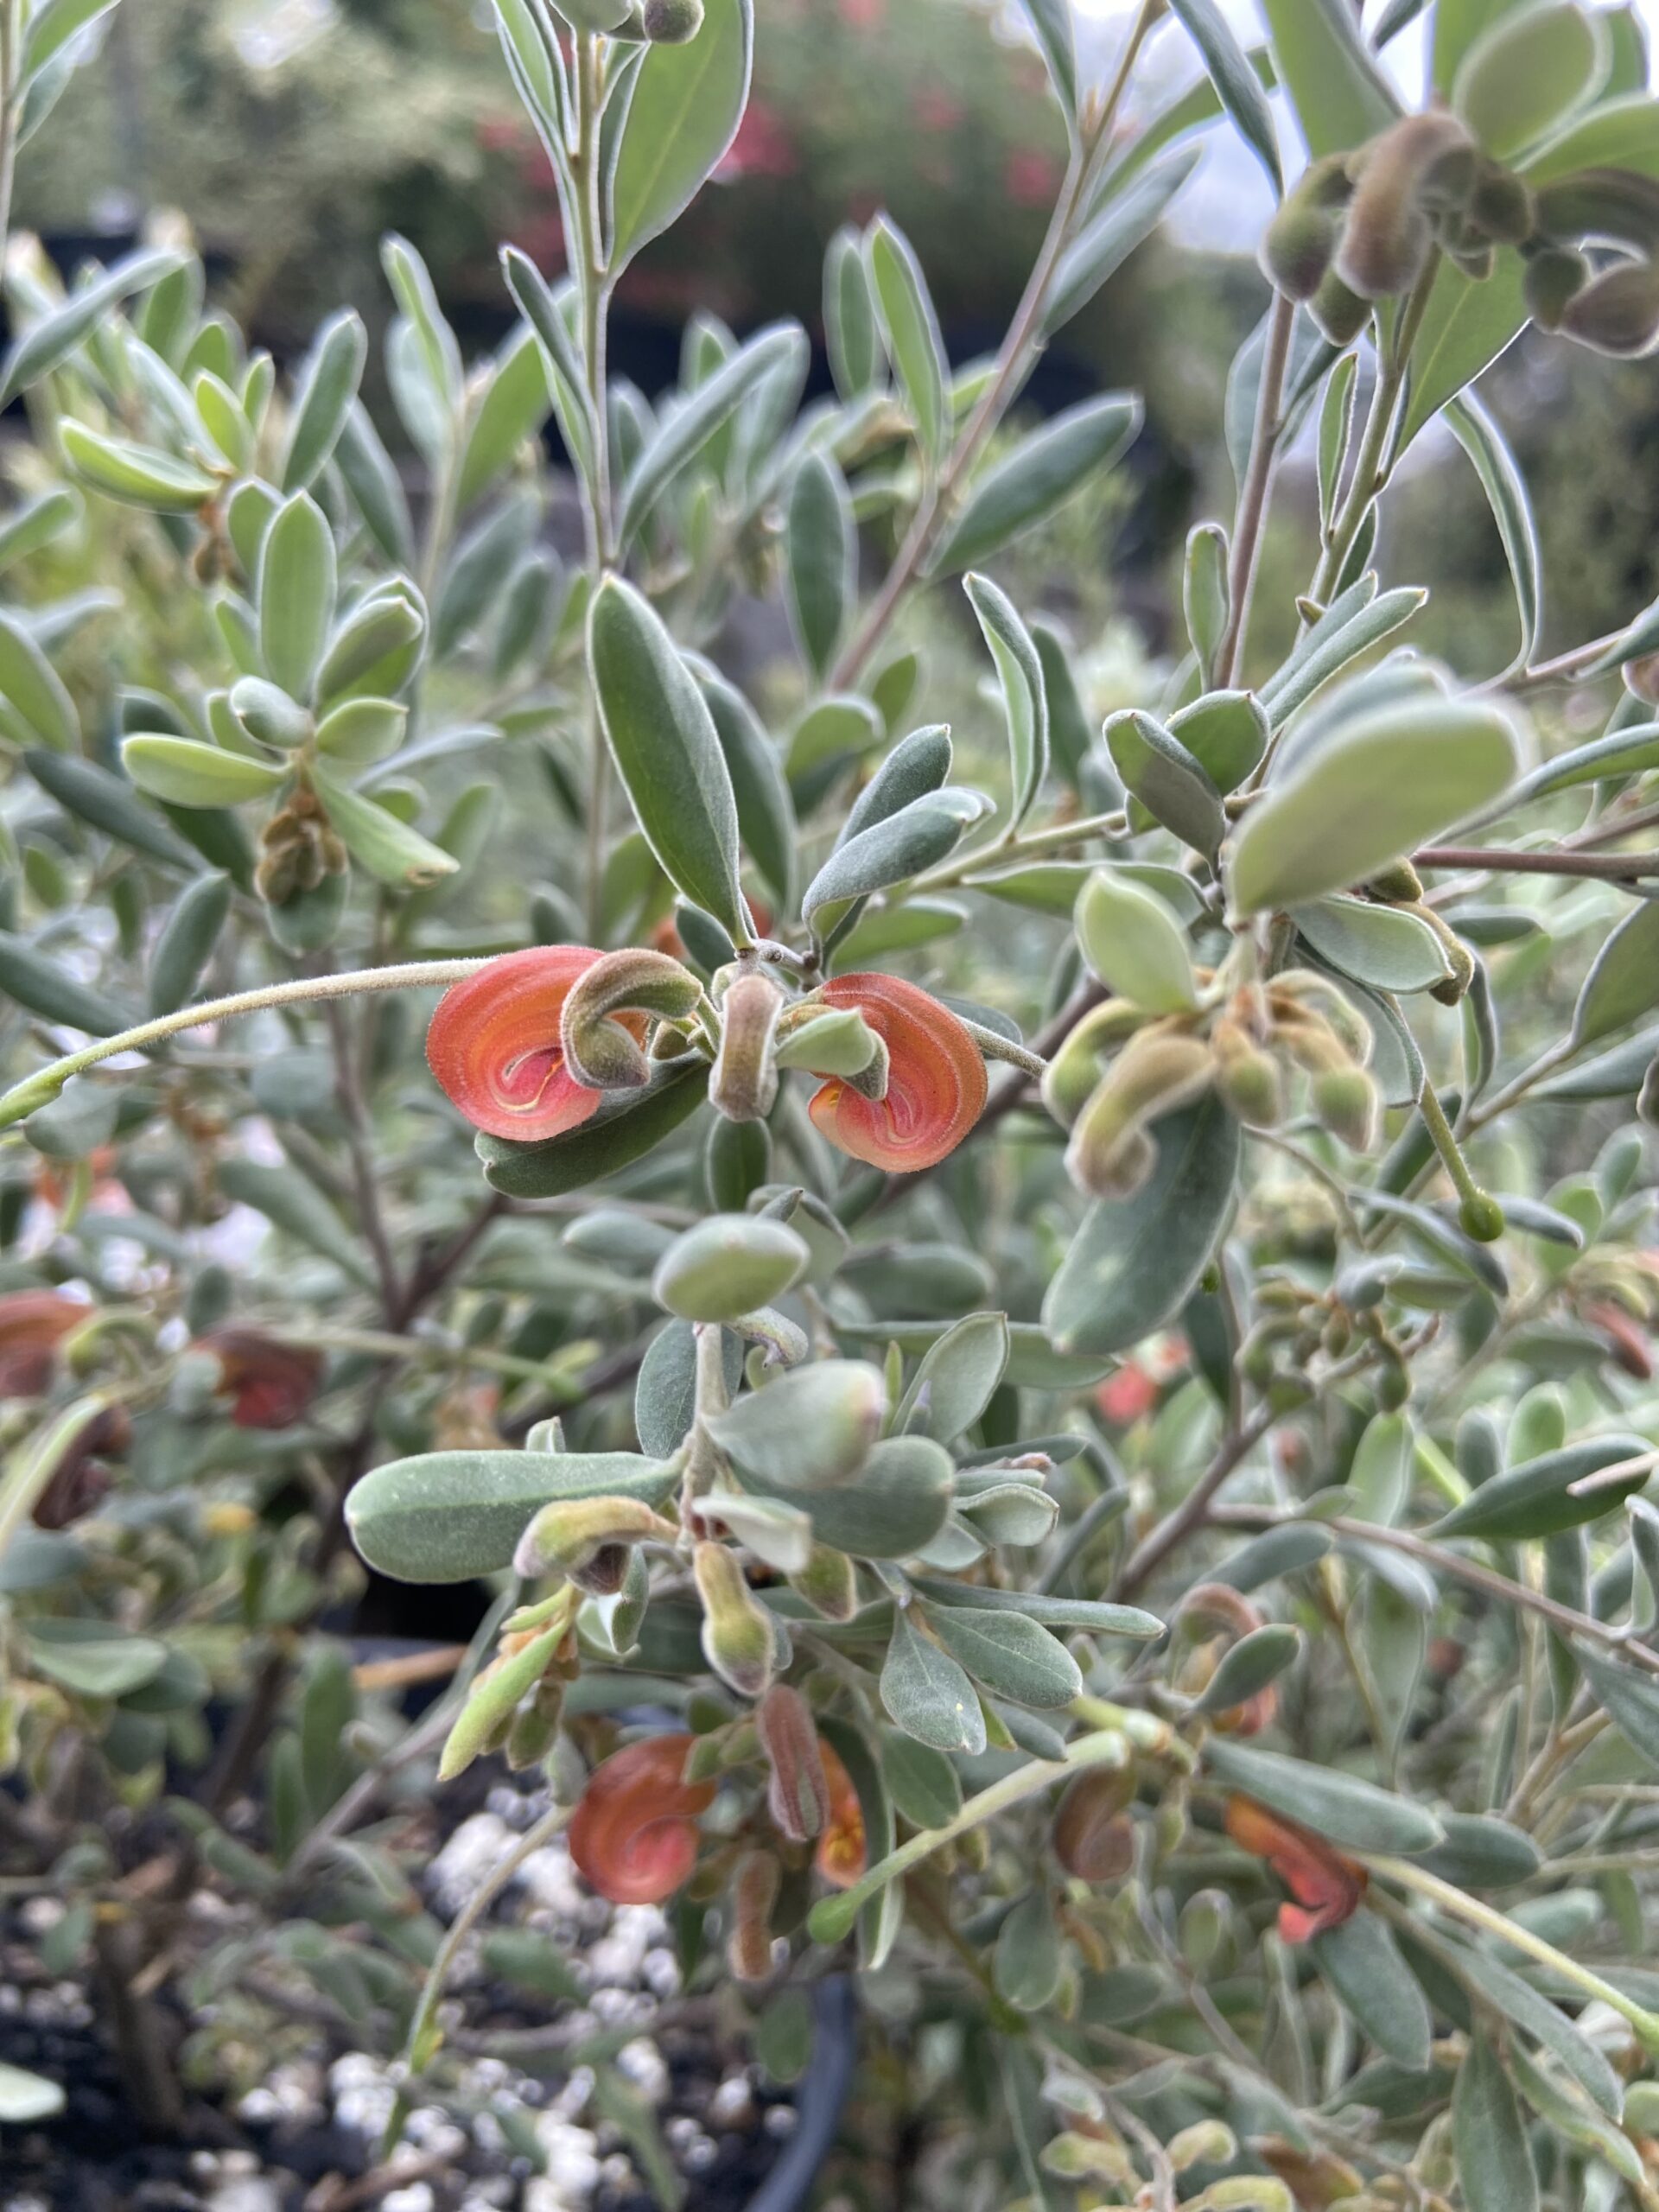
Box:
1110;1407;1277;1600
1215;288;1295;689
1415;843;1659;881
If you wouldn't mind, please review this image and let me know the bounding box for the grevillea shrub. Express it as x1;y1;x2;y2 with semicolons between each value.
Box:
10;0;1659;2200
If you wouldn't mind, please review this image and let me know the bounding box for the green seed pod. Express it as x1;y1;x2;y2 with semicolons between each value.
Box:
1560;255;1659;356
1065;1033;1214;1199
1338;113;1477;299
1261;154;1353;300
711;968;784;1122
1312;1065;1380;1151
1459;1189;1506;1243
652;1213;809;1323
1467;162;1535;245
560;946;702;1090
1308;267;1371;346
695;1540;777;1699
644;0;704;37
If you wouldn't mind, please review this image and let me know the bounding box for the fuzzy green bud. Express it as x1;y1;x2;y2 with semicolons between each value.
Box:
644;0;703;38
694;1540;777;1699
1308;267;1371;346
1261;154;1352;300
711;969;784;1122
513;1494;675;1587
1338;113;1477;300
1560;256;1659;358
789;1541;859;1621
1363;857;1425;904
1524;243;1592;329
560;947;702;1091
1211;1018;1284;1129
1065;1033;1214;1199
1313;1065;1380;1152
1467;162;1534;245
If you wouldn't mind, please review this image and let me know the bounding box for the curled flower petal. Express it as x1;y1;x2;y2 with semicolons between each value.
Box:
814;1739;868;1890
0;1290;87;1397
569;1735;715;1905
806;973;988;1173
1224;1795;1365;1945
427;946;643;1142
195;1329;321;1429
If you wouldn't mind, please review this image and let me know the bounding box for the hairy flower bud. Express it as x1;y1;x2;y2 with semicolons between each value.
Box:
513;1494;676;1588
1211;1019;1284;1129
1308;267;1371;346
644;0;704;37
1052;1764;1137;1883
1338;114;1477;299
1312;1065;1380;1151
1459;1189;1505;1243
569;1735;715;1904
1065;1033;1214;1199
1363;857;1425;904
694;1540;777;1698
789;1542;859;1621
652;1213;809;1324
727;1849;780;1980
1467;162;1534;245
1560;255;1659;357
1260;153;1352;300
756;1684;832;1840
711;969;784;1122
561;947;702;1092
1040;1000;1145;1128
1524;242;1592;330
805;974;987;1173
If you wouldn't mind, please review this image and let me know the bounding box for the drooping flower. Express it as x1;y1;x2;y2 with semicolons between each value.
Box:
427;946;640;1142
806;973;988;1173
195;1329;321;1429
568;1735;716;1905
0;1290;87;1397
814;1738;868;1890
1224;1796;1366;1944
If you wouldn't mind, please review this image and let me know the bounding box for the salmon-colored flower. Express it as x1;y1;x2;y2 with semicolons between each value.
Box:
569;1736;716;1906
0;1290;87;1396
806;973;988;1173
814;1739;868;1889
194;1330;321;1429
427;946;644;1143
1224;1796;1366;1944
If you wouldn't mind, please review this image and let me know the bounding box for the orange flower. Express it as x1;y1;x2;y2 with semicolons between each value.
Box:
568;1736;716;1906
0;1290;87;1396
427;946;642;1143
813;1739;867;1890
1224;1796;1366;1944
194;1330;322;1430
806;973;987;1173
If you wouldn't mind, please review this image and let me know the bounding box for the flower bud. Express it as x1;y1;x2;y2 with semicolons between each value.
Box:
1363;857;1425;904
727;1849;779;1981
1312;1065;1380;1151
513;1494;676;1588
1522;242;1590;332
1211;1019;1284;1129
756;1684;832;1841
1467;162;1534;245
1065;1033;1213;1199
1261;153;1352;300
1338;114;1477;300
694;1540;777;1698
1308;267;1371;346
506;1680;565;1770
569;1735;715;1904
644;0;703;36
1560;256;1659;357
1053;1764;1136;1883
789;1542;859;1621
711;969;784;1122
561;947;702;1091
1184;520;1230;686
1040;1000;1144;1128
652;1213;809;1324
